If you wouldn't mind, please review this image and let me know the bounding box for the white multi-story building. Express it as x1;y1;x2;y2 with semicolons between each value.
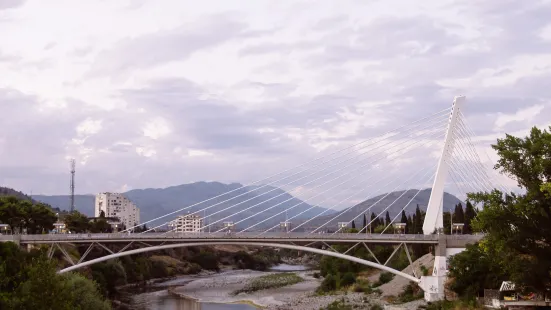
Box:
168;214;203;233
95;193;140;231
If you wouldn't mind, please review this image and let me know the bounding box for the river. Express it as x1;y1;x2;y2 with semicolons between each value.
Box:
129;264;311;310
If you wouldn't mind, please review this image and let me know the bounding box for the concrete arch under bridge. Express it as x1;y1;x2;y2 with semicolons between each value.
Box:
58;241;420;283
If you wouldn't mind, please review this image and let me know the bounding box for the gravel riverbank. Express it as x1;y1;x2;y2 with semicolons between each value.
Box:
171;269;391;310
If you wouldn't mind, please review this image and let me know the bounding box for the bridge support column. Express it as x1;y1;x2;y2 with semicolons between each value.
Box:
423;96;465;235
420;236;448;301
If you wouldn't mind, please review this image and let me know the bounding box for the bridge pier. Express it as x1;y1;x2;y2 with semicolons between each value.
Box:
419;235;468;301
419;235;447;301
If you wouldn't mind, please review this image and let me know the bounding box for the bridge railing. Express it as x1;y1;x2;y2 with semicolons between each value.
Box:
0;232;486;243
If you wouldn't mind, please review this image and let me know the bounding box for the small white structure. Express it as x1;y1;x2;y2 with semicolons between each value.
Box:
452;223;464;235
169;214;203;233
95;193;140;231
393;223;407;234
223;221;235;230
337;222;348;229
279;221;291;232
0;224;11;235
53;222;67;233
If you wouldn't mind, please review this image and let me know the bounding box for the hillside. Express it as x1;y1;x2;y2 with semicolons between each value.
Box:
32;184;462;231
298;188;462;230
33;182;333;230
0;186;63;213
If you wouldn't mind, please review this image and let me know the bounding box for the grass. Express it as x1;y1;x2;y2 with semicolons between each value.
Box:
232;272;303;295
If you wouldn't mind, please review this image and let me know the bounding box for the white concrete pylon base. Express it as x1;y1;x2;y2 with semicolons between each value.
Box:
420;276;446;301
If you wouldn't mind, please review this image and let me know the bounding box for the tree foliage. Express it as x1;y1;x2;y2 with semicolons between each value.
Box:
447;243;507;297
0;242;110;310
452;126;551;296
0;196;57;234
64;211;91;233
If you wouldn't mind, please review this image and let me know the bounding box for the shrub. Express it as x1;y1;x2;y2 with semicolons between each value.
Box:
340;272;356;287
313;272;321;279
353;280;373;294
373;272;394;287
398;282;424;302
233;273;302;295
370;304;383;310
322;298;353;310
317;274;337;293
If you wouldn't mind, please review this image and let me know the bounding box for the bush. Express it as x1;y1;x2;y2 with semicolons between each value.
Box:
321;298;353;310
317;274;337;293
353;280;373;294
398;282;424;302
373;272;394;287
233;273;302;295
370;304;383;310
190;250;219;271
313;272;321;279
340;272;356;287
420;265;429;276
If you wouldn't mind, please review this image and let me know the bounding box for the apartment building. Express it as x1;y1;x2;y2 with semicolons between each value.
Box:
168;213;203;233
95;192;140;231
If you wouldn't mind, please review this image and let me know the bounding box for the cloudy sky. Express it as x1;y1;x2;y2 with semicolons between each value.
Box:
1;0;550;202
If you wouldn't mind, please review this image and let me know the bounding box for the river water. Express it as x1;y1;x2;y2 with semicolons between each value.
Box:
130;264;309;310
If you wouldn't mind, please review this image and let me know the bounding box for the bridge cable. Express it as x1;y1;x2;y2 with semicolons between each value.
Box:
355;163;438;235
230;129;448;234
158;116;449;233
137;109;451;233
288;135;447;233
252;131;447;234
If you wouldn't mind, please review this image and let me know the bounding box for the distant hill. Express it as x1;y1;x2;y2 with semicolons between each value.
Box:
298;188;462;230
33;181;334;230
32;184;462;231
0;186;63;213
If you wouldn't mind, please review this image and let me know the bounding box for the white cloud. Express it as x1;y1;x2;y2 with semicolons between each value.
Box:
494;104;545;131
142;117;171;140
1;0;549;205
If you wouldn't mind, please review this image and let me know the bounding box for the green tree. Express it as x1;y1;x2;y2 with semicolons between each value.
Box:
0;197;56;234
62;273;111;310
0;242;111;309
362;214;367;233
370;213;377;233
453;203;465;223
90;219;113;233
385;211;391;227
463;201;476;234
351;220;356;229
64;211;90;233
465;126;551;294
0;196;25;233
400;210;408;233
413;205;423;234
447;243;507;298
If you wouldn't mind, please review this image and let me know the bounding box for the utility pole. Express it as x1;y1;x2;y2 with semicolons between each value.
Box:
69;159;76;213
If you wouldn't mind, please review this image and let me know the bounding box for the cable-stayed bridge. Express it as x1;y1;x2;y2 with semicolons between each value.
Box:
1;96;510;301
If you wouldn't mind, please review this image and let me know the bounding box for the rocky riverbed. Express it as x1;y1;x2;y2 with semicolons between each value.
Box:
129;263;429;310
170;269;385;310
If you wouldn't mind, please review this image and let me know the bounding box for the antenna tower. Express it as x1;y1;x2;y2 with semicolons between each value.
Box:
70;159;76;212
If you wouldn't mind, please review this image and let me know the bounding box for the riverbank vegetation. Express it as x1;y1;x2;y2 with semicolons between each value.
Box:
232;272;303;295
0;242;111;310
446;126;551;300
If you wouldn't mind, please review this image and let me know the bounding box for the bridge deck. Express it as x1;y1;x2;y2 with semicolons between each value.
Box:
1;232;483;245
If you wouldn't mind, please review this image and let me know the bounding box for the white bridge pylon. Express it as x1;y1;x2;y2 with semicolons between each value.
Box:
423;95;465;235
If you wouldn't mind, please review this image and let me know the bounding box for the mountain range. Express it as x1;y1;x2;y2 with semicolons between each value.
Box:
31;182;462;231
298;189;462;230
